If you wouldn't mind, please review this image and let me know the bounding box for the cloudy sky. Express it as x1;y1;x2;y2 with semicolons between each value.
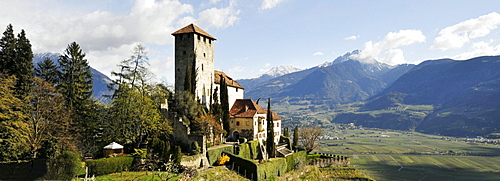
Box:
1;0;500;84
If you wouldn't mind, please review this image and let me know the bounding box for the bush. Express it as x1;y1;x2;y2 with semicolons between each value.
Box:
217;153;230;165
85;156;134;176
44;151;81;180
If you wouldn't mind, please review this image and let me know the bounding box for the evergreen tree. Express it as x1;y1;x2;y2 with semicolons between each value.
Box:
58;42;93;111
219;74;230;136
0;24;34;99
35;57;59;86
57;42;96;155
14;29;34;99
293;126;299;149
266;98;276;158
0;24;16;74
284;127;290;137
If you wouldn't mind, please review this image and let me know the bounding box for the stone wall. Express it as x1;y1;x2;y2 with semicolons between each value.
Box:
309;154;350;167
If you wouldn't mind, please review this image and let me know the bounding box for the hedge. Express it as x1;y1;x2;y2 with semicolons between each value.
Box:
223;151;258;180
207;145;234;166
85;156;134;176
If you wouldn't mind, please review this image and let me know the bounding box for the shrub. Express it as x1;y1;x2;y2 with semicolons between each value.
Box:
44;151;81;180
217;153;230;165
85;156;134;176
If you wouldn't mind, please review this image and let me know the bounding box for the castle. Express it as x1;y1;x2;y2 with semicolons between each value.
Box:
171;24;281;144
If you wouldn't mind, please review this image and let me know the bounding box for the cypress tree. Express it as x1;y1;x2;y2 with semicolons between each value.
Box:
284;127;290;137
219;74;230;136
266;98;276;158
293;126;299;149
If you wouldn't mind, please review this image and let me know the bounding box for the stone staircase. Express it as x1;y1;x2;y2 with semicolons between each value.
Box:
276;143;294;157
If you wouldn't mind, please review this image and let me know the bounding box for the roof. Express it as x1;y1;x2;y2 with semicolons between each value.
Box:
103;142;124;149
171;24;216;40
230;99;282;120
214;70;244;89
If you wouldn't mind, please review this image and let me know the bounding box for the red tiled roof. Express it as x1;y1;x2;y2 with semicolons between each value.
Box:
214;70;244;89
229;99;282;120
171;24;216;40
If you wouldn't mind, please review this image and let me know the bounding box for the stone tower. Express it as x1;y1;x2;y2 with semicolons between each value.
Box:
172;24;216;108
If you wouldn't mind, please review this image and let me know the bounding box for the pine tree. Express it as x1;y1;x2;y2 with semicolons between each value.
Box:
14;29;34;99
35;57;59;86
266;98;276;158
57;42;96;155
0;25;34;100
58;42;93;111
0;24;16;74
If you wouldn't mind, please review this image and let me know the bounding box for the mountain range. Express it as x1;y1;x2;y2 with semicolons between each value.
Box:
239;51;500;137
33;53;113;102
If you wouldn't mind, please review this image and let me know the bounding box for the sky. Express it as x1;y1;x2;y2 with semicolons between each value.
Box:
1;0;500;85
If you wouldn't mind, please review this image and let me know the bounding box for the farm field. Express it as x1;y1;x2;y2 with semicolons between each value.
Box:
315;127;500;180
318;127;500;156
351;155;500;181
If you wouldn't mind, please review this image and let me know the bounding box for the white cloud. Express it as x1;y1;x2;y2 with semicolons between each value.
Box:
264;63;271;67
432;12;500;51
344;35;359;40
313;52;324;56
452;40;500;60
350;29;425;65
0;0;241;80
260;0;285;10
228;66;244;77
197;1;241;29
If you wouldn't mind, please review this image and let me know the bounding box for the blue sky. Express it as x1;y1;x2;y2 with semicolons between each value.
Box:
1;0;499;85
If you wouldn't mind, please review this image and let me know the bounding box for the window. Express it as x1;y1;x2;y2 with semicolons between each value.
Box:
203;53;206;57
236;121;240;126
236;88;238;92
202;64;204;71
197;34;200;40
183;51;186;55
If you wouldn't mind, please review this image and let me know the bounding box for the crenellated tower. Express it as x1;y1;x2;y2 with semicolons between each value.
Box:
172;24;216;108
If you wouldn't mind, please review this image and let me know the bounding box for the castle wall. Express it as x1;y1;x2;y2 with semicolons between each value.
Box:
214;84;244;110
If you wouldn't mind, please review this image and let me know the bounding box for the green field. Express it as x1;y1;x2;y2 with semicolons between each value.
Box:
316;127;500;180
352;155;500;181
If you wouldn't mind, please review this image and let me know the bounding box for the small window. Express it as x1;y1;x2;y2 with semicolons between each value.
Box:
183;51;186;55
209;39;212;44
236;121;240;126
202;64;204;71
203;53;206;57
236;88;238;92
204;37;206;42
198;34;201;40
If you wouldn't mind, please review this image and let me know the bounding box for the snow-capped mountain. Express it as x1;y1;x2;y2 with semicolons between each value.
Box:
254;65;303;79
238;65;302;89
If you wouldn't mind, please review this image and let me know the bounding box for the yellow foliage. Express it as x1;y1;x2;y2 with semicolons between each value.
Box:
217;153;230;165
